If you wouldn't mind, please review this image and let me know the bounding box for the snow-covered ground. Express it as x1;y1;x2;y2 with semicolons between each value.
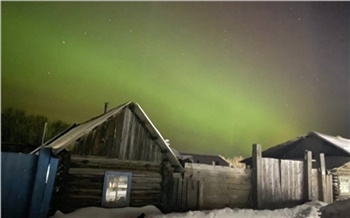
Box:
51;200;350;218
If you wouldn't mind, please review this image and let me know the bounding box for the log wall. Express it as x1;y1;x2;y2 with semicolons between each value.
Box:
57;155;163;213
332;163;350;201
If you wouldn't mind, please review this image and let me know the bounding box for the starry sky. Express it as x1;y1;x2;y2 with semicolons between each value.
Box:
2;2;350;157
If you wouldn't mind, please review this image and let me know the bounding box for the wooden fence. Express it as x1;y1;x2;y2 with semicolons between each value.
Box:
252;144;333;209
171;163;252;211
171;144;334;212
1;148;59;218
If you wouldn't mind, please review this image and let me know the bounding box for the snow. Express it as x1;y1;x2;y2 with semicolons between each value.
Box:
151;201;327;218
50;205;162;218
51;201;331;218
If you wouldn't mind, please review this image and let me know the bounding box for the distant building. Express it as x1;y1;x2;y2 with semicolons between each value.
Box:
179;152;230;167
241;131;350;170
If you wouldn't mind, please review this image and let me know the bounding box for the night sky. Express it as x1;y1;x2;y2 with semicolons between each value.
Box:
2;2;350;157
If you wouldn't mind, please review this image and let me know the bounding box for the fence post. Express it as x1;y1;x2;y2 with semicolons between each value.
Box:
252;144;262;209
304;150;312;202
318;153;326;201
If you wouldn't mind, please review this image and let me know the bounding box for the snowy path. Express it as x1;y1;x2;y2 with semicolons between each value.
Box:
51;201;332;218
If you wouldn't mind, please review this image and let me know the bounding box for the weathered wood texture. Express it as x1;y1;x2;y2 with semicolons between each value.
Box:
70;108;163;163
57;156;163;213
280;160;304;202
252;144;262;209
304;150;312;201
259;158;304;209
183;163;252;210
311;169;319;200
332;163;350;201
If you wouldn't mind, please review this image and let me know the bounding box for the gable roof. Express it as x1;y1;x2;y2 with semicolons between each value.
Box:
241;131;350;164
31;102;184;172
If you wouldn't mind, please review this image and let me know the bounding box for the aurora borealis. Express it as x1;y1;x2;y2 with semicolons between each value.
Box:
2;2;349;157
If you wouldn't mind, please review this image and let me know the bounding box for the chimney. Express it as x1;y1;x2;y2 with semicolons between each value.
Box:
104;102;109;114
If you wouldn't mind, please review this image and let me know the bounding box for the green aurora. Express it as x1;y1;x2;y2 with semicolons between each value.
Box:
2;2;349;157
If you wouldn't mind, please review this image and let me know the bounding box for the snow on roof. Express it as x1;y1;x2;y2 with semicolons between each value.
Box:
312;131;350;155
31;102;184;172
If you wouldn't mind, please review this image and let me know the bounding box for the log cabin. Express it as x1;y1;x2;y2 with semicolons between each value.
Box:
332;162;350;201
32;102;183;213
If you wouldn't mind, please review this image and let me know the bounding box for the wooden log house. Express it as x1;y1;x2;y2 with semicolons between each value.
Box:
32;102;184;213
332;162;350;201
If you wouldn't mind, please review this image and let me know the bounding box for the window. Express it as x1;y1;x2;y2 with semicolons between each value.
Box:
101;171;132;207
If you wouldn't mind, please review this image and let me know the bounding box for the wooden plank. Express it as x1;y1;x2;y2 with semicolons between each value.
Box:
198;180;204;210
120;108;132;159
186;178;198;210
185;163;251;174
176;178;183;210
318;153;326;201
328;174;333;203
280;160;288;201
127;116;137;160
304;150;312;201
252;144;262;209
171;178;179;211
311;169;319;200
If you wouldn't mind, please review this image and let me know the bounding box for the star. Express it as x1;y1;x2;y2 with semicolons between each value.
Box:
62;41;66;44
48;72;51;75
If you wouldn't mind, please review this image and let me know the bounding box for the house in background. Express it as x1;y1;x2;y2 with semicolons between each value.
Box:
180;152;231;167
32;102;183;213
241;131;350;202
241;131;350;169
332;162;350;201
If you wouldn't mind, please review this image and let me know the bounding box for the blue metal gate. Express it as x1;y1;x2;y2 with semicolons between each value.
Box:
1;148;58;218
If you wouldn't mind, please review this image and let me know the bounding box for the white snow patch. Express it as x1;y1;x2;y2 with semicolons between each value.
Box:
50;201;328;218
151;201;327;218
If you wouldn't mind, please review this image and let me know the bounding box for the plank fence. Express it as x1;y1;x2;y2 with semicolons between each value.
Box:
171;163;252;211
1;148;59;218
171;144;334;212
252;144;333;209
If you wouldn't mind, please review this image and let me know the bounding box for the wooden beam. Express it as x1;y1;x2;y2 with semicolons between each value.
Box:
304;150;312;201
318;153;326;201
252;144;262;209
